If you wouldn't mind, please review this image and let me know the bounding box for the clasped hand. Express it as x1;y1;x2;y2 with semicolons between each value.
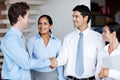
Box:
98;67;109;79
49;57;58;69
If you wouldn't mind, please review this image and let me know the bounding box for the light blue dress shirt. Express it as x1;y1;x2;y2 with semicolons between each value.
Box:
27;33;65;80
1;27;51;80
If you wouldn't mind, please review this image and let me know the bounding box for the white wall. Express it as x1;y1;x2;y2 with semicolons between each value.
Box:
31;0;90;40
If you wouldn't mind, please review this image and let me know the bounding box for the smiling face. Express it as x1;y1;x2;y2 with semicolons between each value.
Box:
38;17;52;35
102;26;113;42
72;11;88;30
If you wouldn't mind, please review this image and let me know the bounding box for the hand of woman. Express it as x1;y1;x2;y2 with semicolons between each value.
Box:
98;67;109;79
50;57;58;69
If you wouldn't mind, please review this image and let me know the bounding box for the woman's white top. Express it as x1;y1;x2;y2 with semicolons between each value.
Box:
96;44;120;80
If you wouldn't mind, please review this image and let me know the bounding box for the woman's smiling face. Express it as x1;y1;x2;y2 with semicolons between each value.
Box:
38;17;52;35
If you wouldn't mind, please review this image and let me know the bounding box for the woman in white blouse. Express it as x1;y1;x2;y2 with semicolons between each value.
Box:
97;22;120;80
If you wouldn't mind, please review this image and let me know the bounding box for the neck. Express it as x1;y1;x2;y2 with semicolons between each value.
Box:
109;38;119;50
78;23;88;32
13;23;22;32
40;33;50;39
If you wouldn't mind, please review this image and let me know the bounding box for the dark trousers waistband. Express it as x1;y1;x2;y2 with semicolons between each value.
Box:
67;76;95;80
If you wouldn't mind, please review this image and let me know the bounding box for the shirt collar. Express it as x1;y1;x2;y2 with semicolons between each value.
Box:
76;28;90;36
105;44;120;55
10;27;23;37
36;33;56;40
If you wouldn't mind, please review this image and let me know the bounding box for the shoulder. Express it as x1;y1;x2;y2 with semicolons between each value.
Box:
27;34;40;42
2;31;18;44
27;36;35;42
56;38;61;44
1;32;20;50
53;36;62;45
27;36;37;45
52;37;62;50
89;29;102;36
50;33;61;43
88;29;103;39
64;30;77;40
89;30;105;47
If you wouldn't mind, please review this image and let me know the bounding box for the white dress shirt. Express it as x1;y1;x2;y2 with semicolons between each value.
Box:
96;44;120;80
57;28;104;79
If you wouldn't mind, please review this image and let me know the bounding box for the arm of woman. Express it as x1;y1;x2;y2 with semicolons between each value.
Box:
27;39;52;69
108;69;120;79
98;68;120;80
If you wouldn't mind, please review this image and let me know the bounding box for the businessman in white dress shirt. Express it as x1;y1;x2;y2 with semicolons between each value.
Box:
56;5;105;80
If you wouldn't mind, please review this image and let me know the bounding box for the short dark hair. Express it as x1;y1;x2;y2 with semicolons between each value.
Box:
105;22;120;42
38;15;53;33
73;5;91;23
8;2;30;25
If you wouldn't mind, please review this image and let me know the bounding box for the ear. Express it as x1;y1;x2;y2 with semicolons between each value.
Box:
50;25;52;30
112;31;116;37
84;16;88;22
17;15;22;21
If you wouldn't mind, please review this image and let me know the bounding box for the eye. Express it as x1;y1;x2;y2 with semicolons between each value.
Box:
38;22;42;25
75;15;79;18
72;15;74;18
73;15;79;18
43;22;49;25
104;30;107;33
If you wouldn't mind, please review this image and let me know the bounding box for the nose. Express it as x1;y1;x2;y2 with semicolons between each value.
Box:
72;16;76;21
41;24;44;28
102;32;105;37
39;23;43;27
38;24;41;28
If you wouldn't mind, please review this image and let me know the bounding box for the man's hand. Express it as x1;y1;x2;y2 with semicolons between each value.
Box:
49;57;58;69
98;67;109;79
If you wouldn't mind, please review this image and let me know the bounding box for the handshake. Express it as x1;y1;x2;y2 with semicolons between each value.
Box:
49;57;58;69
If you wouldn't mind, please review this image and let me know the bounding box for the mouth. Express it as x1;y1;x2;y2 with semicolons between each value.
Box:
73;22;77;26
39;28;46;31
41;28;44;30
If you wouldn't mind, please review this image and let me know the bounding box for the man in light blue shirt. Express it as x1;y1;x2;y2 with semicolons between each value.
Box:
1;2;56;80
